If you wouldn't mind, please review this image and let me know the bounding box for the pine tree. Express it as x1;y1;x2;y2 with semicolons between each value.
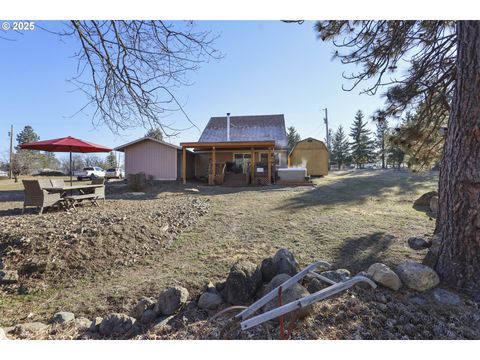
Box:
105;152;118;168
287;126;301;152
16;125;39;148
145;128;164;141
375;118;389;169
331;126;350;169
349;110;375;168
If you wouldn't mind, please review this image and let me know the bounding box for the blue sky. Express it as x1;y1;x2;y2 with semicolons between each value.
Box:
0;20;390;162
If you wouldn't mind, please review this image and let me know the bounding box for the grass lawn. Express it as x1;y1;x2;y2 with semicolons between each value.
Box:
0;169;439;326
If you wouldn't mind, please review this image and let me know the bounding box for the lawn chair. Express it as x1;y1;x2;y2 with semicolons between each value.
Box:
22;179;63;215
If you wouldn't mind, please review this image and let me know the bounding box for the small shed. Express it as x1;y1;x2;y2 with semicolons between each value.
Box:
288;137;328;176
115;137;195;181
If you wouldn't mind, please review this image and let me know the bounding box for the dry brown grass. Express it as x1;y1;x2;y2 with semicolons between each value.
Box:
0;169;439;329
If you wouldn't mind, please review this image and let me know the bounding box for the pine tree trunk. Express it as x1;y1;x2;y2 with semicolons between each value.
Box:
429;21;480;298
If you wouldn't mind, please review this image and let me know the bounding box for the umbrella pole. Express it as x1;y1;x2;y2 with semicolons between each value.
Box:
69;151;73;186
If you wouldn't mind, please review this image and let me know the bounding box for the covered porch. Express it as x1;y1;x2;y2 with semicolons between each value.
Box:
180;141;276;185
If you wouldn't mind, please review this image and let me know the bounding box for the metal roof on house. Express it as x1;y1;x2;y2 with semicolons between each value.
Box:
198;114;288;149
114;137;182;152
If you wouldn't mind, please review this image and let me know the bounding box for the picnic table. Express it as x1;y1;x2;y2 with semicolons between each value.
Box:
45;184;105;211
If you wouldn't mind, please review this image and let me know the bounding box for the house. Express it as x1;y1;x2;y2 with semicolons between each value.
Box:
114;137;195;181
288;137;329;176
180;113;289;186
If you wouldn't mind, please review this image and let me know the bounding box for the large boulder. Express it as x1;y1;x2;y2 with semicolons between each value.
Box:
262;274;311;319
140;309;157;324
396;261;440;291
0;270;18;284
14;322;49;334
413;191;438;207
408;237;432;250
99;313;136;336
320;269;351;283
74;317;92;330
432;288;461;306
367;263;402;291
272;249;299;277
50;311;75;324
260;257;277;283
154;286;189;315
130;297;156;320
198;292;223;310
223;261;262;305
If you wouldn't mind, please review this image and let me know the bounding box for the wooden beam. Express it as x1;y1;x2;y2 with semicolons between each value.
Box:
182;146;187;185
268;147;272;184
212;146;216;184
251;147;255;185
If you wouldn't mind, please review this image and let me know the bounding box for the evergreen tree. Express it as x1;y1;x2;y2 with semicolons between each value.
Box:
331;126;350;169
16;125;40;147
349;110;375;168
105;152;118;168
375;117;389;169
145;128;164;141
286;126;301;152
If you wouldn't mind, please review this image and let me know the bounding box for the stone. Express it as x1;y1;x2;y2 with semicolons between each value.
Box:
367;263;402;291
50;311;75;324
262;274;312;319
413;191;438;207
306;277;327;294
272;249;299;277
396;261;440;291
260;257;276;283
89;317;103;332
409;294;430;305
423;234;442;268
320;269;351;283
154;286;189;315
14;322;49;334
99;313;136;336
130;297;156;320
430;196;439;214
0;270;18;284
74;317;92;330
407;237;431;250
223;261;262;305
140;309;157;324
432;288;461;306
153;315;174;331
0;328;7;340
198;292;223;310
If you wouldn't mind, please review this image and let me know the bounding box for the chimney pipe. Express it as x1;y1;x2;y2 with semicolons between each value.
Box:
226;112;231;141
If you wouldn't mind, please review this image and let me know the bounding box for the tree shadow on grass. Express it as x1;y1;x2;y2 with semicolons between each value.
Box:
277;170;436;210
329;232;397;273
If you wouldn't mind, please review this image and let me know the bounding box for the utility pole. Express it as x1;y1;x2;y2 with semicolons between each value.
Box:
8;125;13;179
322;108;331;171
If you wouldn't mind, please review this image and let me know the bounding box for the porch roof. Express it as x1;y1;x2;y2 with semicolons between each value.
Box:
180;140;276;149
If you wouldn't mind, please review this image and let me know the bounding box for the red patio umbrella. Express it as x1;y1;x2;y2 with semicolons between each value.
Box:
20;136;112;185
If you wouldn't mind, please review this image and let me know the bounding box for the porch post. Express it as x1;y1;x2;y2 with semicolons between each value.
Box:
212;146;216;184
182;146;187;184
268;147;272;184
251;147;255;184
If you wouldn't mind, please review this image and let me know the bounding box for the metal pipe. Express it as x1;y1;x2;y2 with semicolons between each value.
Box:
226;112;231;141
240;275;376;330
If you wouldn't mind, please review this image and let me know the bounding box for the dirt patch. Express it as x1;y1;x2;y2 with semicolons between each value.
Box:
0;193;210;293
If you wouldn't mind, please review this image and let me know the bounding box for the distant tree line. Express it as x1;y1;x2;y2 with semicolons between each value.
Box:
287;110;406;170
